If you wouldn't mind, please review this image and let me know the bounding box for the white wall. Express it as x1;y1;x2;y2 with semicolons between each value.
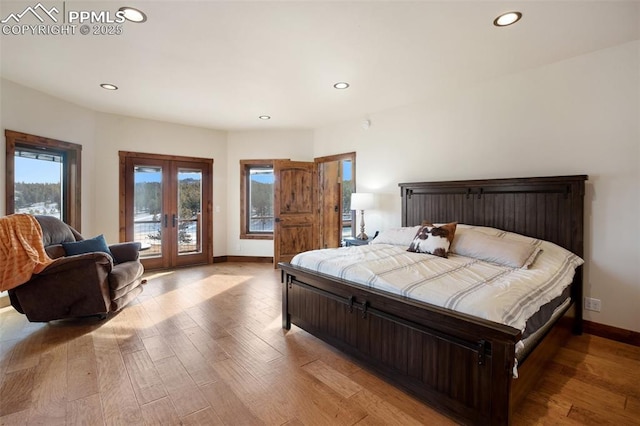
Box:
226;129;314;257
0;78;98;232
93;114;228;255
314;41;640;333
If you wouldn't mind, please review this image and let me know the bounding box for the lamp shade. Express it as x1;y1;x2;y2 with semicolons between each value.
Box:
350;193;374;211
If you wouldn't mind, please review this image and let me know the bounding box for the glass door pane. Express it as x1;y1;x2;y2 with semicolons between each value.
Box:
342;159;354;238
177;168;202;255
134;165;163;258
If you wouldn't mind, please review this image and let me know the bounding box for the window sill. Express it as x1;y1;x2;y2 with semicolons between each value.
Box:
240;233;273;241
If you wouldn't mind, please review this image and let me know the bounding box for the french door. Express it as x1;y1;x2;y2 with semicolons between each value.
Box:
119;152;213;270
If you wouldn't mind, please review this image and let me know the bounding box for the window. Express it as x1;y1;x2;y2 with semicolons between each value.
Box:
14;149;64;219
5;130;82;230
240;160;275;239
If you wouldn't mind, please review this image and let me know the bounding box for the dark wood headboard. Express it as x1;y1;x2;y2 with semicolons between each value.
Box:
398;175;587;258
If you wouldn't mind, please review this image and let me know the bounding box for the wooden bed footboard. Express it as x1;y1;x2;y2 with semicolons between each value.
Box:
280;263;523;425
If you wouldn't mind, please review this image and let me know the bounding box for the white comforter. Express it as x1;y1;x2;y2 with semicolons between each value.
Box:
290;240;583;334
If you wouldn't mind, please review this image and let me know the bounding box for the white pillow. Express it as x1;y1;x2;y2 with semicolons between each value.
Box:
450;227;541;269
370;226;421;247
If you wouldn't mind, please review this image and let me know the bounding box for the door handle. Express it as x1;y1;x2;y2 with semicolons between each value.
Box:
172;214;177;227
334;205;339;212
275;218;281;223
164;214;168;228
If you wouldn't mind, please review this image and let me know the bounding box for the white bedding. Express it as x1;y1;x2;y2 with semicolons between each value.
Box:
290;237;583;334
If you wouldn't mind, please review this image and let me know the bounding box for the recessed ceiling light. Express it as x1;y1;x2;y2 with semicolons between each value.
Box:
100;83;118;90
118;7;147;23
258;115;271;120
493;11;522;27
333;82;350;89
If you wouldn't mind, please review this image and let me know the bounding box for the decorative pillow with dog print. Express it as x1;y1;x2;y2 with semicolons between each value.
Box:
407;222;457;258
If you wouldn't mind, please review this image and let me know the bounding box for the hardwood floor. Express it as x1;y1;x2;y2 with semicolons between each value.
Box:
0;262;638;425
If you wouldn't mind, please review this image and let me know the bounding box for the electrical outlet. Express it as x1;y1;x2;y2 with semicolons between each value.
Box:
584;297;602;312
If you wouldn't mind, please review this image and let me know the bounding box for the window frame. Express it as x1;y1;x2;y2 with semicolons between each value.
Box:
5;130;82;230
240;159;276;240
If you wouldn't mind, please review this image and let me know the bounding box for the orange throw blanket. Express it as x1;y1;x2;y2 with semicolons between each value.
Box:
0;214;54;291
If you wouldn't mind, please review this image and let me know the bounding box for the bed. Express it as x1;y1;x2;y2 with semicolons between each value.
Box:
279;175;587;425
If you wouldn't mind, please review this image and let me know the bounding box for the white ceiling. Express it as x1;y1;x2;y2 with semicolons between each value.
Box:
1;1;638;130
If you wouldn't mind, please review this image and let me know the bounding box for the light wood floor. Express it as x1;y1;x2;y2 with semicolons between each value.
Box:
1;262;638;425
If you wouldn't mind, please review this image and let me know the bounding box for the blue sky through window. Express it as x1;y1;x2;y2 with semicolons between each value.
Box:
15;157;61;183
344;161;352;180
251;170;274;184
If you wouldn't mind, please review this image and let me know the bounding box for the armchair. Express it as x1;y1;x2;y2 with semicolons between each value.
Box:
8;215;144;322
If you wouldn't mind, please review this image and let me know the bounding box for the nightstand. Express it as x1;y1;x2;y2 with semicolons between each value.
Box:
343;237;372;247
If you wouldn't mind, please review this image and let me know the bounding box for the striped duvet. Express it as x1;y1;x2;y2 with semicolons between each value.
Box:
290;238;583;334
